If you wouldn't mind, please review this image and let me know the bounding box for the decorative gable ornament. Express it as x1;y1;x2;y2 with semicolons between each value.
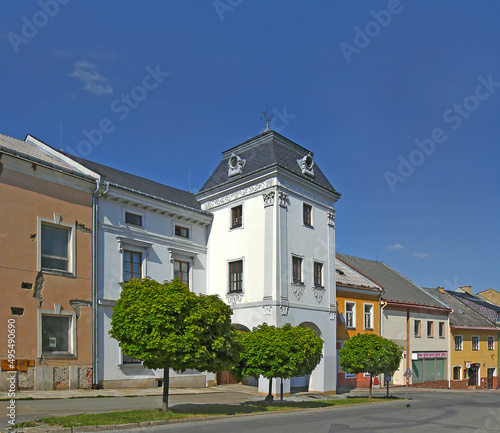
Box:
297;153;314;177
228;153;246;177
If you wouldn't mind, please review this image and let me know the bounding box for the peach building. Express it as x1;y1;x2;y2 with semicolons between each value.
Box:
0;134;95;390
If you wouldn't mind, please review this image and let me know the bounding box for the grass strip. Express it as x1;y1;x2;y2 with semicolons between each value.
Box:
15;397;399;428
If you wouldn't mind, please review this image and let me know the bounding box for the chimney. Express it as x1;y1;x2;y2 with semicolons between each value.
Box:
437;286;445;294
460;285;472;294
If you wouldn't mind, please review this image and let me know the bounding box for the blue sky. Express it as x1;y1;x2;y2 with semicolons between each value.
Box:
1;1;499;293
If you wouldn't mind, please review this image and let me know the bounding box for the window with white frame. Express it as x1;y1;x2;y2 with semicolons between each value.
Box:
123;250;141;282
231;205;242;229
122;354;142;364
472;336;479;351
414;320;421;337
439;322;445;338
345;302;356;329
125;212;142;227
40;221;74;273
427;321;434;338
292;256;303;283
174;260;189;287
364;304;374;330
454;335;463;351
38;310;76;356
488;336;495;351
229;260;243;293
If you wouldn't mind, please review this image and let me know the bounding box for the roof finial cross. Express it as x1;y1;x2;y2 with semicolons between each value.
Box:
261;108;273;132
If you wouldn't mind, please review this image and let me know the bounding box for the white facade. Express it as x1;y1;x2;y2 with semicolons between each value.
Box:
95;187;213;388
197;132;340;394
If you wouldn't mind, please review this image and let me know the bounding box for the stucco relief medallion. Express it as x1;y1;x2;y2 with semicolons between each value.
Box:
291;282;305;301
329;311;336;321
226;293;244;305
280;306;289;316
263;306;272;316
327;211;336;227
278;191;289;208
313;285;326;304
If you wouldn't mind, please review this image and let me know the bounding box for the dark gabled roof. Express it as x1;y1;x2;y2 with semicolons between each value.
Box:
448;291;500;324
197;130;340;196
63;153;202;211
336;253;448;309
425;288;499;329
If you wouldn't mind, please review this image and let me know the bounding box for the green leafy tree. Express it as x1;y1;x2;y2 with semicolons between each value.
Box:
339;333;403;398
109;278;240;412
233;323;323;401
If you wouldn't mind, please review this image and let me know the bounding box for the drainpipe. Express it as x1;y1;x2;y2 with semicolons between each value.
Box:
92;180;109;388
380;299;387;337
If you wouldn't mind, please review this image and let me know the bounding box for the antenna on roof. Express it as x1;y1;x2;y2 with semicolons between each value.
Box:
188;170;191;193
261;107;273;132
59;123;63;151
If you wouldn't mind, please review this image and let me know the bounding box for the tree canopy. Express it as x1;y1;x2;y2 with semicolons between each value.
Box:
233;323;323;400
339;333;403;397
109;278;240;411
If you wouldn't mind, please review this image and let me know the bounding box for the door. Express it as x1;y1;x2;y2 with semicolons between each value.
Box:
487;368;495;389
468;366;479;387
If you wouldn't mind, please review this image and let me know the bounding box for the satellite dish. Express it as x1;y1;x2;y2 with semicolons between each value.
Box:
339;312;345;323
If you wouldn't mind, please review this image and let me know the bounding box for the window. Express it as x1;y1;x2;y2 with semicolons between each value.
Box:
314;262;323;286
345;302;356;329
454;335;463;351
488;336;495;351
123;354;142;364
414;320;421;337
292;256;302;283
453;366;462;380
40;222;72;272
174;260;189;287
231;205;242;228
39;311;75;356
229;260;243;293
472;336;479;351
439;322;445;339
123;250;141;282
175;225;189;238
125;212;142;226
303;204;312;226
364;304;374;330
427;321;434;338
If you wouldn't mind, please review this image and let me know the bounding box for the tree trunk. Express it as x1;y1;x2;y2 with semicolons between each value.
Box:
369;374;373;399
264;378;274;403
162;363;170;412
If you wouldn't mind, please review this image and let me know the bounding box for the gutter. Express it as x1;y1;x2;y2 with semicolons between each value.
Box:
384;300;452;313
92;181;109;388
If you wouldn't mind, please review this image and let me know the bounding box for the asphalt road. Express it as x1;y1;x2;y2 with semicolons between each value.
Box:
2;390;500;432
102;391;499;433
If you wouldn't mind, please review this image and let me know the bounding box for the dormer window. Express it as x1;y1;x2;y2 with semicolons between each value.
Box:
228;153;245;177
298;153;314;177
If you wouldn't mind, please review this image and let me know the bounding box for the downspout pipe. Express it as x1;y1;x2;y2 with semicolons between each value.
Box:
92;180;109;388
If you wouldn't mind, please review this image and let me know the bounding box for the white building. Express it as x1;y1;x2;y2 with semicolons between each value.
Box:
196;130;340;394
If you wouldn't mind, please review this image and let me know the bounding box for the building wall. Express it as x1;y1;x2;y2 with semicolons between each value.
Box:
336;289;380;389
0;157;93;390
449;330;498;389
202;171;338;394
382;307;449;386
96;189;212;388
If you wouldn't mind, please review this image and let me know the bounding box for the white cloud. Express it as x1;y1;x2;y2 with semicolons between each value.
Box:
413;252;429;259
70;61;112;96
387;243;404;250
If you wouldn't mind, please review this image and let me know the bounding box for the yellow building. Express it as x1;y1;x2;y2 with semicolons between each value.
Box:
428;287;499;389
335;257;383;389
